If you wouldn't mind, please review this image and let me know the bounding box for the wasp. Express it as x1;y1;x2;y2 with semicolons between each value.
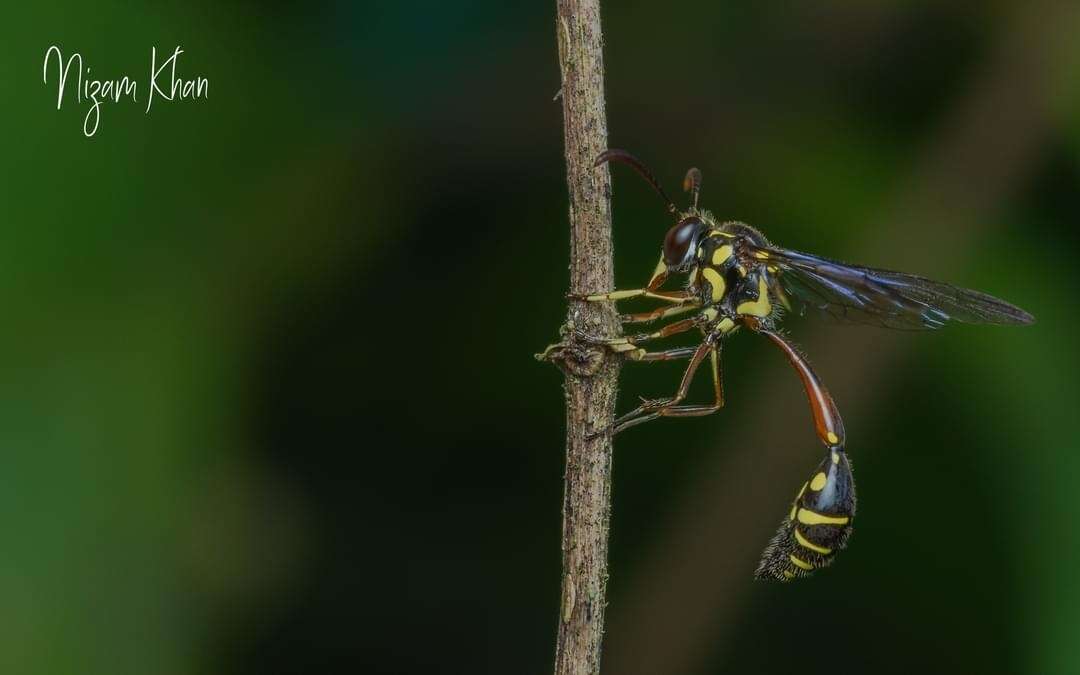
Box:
573;149;1034;582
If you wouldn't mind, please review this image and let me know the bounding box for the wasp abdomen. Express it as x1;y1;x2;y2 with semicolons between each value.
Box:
754;448;856;582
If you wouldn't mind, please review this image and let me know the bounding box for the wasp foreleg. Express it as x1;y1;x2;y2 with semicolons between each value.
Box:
569;288;694;303
570;254;675;304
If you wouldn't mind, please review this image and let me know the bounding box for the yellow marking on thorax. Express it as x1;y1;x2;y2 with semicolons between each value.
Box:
831;451;840;464
701;267;726;302
753;250;769;260
782;570;795;580
795;528;832;554
718;318;736;334
827;432;839;445
797;508;849;526
809;472;828;491
712;245;733;266
702;307;719;322
789;554;813;571
736;277;772;317
710;230;735;239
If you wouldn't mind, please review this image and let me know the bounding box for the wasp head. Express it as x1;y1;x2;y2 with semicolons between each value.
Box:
663;215;705;272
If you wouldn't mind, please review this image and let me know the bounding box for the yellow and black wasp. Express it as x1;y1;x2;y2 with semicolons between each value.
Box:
573;149;1034;582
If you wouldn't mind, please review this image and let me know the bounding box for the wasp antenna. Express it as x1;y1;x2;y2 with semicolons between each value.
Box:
595;149;678;215
683;167;703;210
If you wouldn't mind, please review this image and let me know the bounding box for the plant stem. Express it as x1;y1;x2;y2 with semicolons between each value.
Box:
551;1;618;673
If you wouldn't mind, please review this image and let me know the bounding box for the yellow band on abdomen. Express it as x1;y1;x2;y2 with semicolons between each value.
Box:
797;508;849;526
789;554;813;571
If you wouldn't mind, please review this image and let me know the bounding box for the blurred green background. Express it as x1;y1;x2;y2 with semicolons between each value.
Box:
3;1;1079;674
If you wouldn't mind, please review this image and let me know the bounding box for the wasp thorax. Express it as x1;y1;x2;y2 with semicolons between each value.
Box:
663;216;705;269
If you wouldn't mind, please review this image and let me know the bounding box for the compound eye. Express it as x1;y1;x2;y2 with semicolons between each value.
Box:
663;216;703;266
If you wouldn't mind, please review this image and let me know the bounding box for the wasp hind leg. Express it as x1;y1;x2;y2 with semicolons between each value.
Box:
604;340;724;436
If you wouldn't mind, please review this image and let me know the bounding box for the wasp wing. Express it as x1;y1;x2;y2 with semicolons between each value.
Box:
750;246;1034;330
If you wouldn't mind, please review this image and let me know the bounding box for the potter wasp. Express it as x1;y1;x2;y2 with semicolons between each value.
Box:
573;149;1034;582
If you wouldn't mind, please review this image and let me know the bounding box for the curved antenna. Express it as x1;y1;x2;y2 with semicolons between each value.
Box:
683;167;702;210
594;149;678;215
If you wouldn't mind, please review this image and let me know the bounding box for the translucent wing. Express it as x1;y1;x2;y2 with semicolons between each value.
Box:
751;246;1035;330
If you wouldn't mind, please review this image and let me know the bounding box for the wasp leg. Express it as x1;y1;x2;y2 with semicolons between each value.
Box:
746;319;845;447
608;340;725;435
586;341;709;437
632;346;699;362
570;288;693;303
620;300;701;324
664;346;724;411
614;345;699;363
571;252;679;303
576;316;701;351
572;254;674;303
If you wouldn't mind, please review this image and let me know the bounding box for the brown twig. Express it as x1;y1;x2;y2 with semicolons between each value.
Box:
541;1;619;674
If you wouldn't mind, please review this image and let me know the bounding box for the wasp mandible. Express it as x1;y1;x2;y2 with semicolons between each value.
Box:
572;149;1034;581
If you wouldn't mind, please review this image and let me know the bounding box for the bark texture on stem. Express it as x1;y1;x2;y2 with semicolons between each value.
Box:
551;1;619;674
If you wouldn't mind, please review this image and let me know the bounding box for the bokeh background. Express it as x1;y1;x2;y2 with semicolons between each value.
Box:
4;1;1079;674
